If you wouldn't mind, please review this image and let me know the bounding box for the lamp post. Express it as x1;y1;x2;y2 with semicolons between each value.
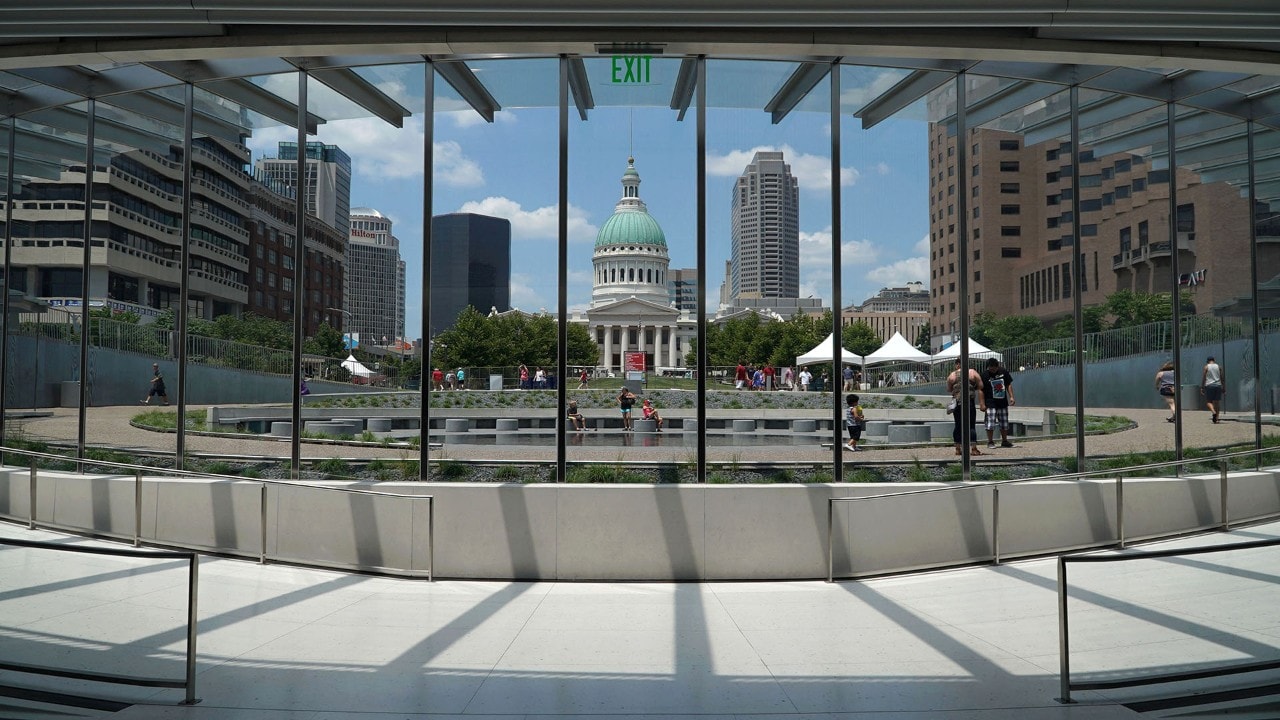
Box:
326;307;354;346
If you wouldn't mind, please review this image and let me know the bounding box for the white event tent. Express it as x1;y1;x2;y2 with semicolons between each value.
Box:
930;338;1003;364
862;331;931;366
341;354;376;378
795;333;864;366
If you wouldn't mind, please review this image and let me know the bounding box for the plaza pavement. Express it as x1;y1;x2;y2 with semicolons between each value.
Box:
7;398;1272;468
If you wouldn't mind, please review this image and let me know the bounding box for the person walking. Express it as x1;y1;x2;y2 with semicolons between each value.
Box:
617;386;637;430
141;363;168;405
578;368;590;389
981;358;1016;448
431;367;444;391
844;393;865;451
735;361;748;390
763;363;775;391
842;365;855;392
798;367;812;392
1156;361;1176;422
518;363;529;390
947;359;986;456
1201;356;1224;424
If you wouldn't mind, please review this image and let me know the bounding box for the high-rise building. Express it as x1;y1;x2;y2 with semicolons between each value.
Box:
346;208;406;346
245;179;346;336
429;213;511;336
926;120;1268;349
255;142;352;237
6;136;251;320
730;150;800;301
666;268;699;314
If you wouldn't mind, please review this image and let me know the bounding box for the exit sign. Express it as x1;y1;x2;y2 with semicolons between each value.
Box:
611;55;653;84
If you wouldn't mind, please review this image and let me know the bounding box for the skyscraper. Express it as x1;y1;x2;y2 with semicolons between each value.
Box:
429;213;511;336
255;141;352;237
347;208;406;345
730;150;800;300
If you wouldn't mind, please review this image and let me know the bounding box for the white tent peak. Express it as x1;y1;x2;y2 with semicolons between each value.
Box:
342;354;375;377
863;331;930;366
930;338;1003;364
795;333;864;366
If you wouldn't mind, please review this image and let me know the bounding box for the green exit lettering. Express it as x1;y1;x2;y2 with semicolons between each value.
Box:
611;55;652;84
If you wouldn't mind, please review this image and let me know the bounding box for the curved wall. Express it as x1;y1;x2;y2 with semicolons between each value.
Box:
2;468;1278;580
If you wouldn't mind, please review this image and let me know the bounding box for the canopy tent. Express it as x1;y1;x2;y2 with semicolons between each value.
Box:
341;354;376;378
795;333;864;366
930;338;1003;364
862;331;931;366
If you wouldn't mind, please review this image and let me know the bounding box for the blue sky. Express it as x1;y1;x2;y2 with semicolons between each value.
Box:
246;64;930;339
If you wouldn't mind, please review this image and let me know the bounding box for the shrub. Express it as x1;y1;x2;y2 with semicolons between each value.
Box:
313;457;350;477
907;459;933;483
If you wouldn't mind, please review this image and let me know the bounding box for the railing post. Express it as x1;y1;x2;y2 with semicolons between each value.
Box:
1057;555;1073;704
181;554;200;705
827;497;834;582
259;483;268;564
992;485;1001;565
1116;475;1125;549
134;469;142;547
1220;461;1230;531
28;458;36;529
428;495;434;583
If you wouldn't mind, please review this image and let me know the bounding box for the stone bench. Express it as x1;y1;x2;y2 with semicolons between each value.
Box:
270;421;292;437
367;418;393;432
633;419;658;432
444;418;469;432
792;419;817;432
928;421;955;440
864;420;891;437
887;424;931;443
496;418;519;431
732;419;756;432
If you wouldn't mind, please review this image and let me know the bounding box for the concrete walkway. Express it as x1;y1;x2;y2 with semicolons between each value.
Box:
3;520;1280;718
7;403;1273;466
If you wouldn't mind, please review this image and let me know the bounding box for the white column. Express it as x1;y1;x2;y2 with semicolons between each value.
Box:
654;324;664;371
669;329;678;368
603;324;613;373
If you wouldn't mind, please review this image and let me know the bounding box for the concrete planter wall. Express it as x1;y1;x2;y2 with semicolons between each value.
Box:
1;467;1278;580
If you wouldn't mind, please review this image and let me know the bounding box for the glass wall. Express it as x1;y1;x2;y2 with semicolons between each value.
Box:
567;57;698;480
2;54;1279;485
429;58;558;481
1253;124;1280;456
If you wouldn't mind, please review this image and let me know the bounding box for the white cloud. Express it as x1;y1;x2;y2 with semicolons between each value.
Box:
876;161;891;175
864;257;930;288
509;273;544;311
707;144;858;191
914;233;930;255
798;227;879;271
840;70;911;111
244;114;483;186
455;196;598;244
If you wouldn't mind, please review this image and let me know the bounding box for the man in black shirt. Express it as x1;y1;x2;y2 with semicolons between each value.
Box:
982;358;1015;448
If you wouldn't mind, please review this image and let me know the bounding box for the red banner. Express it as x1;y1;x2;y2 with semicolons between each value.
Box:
625;351;647;372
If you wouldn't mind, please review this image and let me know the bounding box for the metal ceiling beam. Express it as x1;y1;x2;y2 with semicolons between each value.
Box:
856;69;955;130
957;80;1068;130
764;60;833;124
565;56;593;122
669;57;696;121
99;91;247;142
22;106;175;155
297;63;411;128
201;78;321;133
431;58;500;123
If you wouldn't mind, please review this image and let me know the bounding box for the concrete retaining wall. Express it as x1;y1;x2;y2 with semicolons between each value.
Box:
2;466;1277;580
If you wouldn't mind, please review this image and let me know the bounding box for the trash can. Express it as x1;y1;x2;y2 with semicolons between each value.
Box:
489;374;504;391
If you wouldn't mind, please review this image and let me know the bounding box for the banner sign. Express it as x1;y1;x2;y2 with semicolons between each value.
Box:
625;351;647;372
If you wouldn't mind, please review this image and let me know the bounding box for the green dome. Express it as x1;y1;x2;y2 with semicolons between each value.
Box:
594;210;667;249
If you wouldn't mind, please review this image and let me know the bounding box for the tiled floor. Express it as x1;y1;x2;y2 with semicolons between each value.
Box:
2;521;1279;719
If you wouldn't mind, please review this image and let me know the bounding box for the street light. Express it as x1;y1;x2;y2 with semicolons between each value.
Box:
326;307;355;346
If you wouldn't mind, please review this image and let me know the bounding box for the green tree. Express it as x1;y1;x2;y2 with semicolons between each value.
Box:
971;312;1048;349
913;323;932;354
303;322;346;359
431;306;494;368
841;321;881;357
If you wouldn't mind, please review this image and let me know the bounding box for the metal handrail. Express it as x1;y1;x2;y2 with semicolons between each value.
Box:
827;446;1276;582
0;536;201;705
1;445;434;581
1057;535;1280;704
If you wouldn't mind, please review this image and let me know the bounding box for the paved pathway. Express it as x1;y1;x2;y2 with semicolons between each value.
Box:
8;401;1273;467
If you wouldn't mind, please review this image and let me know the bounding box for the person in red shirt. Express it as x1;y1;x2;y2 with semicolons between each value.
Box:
735;362;747;390
763;364;775;391
431;367;444;391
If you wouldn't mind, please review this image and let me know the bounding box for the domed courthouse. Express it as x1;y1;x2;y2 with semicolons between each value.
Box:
578;157;695;374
